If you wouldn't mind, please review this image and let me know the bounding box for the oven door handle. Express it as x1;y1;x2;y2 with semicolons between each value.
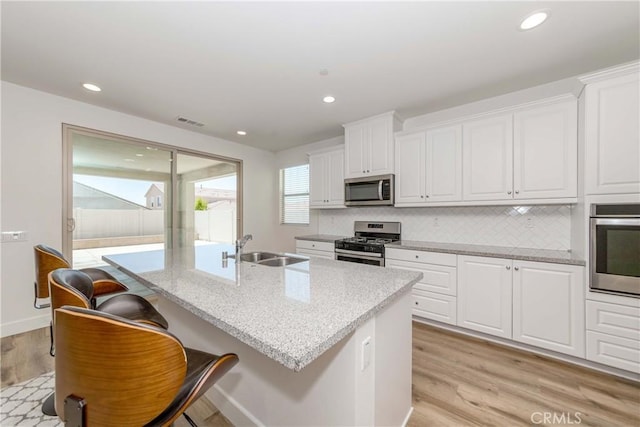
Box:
593;218;640;226
335;248;383;258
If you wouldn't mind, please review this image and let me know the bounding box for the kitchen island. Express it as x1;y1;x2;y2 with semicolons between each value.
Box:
104;243;422;427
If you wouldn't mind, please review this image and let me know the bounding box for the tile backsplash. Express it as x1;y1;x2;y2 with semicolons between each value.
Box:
318;205;572;250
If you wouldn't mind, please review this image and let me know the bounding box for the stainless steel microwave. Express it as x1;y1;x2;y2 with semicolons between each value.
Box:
344;174;394;207
590;203;640;297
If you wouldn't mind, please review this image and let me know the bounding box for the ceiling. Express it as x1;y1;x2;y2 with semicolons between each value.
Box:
2;2;638;152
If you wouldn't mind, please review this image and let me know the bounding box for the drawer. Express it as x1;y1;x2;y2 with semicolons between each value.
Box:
387;259;456;296
586;331;640;374
385;248;456;267
295;240;334;253
412;290;457;325
586;301;640;340
296;248;334;260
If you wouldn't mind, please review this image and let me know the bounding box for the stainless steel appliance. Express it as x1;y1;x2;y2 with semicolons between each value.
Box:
590;203;640;297
335;221;401;266
344;174;394;207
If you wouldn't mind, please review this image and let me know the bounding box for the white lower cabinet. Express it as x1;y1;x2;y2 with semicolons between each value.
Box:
586;300;640;373
513;262;585;357
386;249;457;325
295;240;335;260
457;255;513;338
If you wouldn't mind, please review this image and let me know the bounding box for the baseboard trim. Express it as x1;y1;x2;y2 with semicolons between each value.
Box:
1;313;50;338
402;406;414;427
205;383;264;427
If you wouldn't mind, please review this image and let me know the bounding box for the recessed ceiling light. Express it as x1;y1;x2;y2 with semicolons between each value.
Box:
123;158;135;162
237;130;247;136
323;96;336;104
135;153;144;157
82;83;101;92
519;10;549;30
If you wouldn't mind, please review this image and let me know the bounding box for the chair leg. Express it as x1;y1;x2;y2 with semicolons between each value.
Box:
42;391;56;416
49;322;55;357
182;412;198;427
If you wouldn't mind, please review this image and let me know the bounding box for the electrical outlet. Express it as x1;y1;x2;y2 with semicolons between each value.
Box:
1;231;28;242
526;217;535;229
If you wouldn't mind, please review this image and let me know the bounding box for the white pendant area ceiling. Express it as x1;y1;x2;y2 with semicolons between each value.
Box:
2;1;638;152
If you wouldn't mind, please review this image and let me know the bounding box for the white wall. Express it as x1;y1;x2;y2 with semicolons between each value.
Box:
274;136;344;253
0;82;277;337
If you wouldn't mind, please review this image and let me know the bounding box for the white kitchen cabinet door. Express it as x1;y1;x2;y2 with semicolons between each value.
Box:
344;123;367;178
326;149;345;205
368;115;395;176
413;290;457;325
462;114;513;201
309;148;344;208
457;255;513;338
584;72;640;195
394;132;425;204
309;153;327;207
513;100;578;200
512;261;585;357
426;124;462;202
344;112;398;179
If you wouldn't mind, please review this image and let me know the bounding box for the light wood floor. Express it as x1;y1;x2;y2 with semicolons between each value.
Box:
2;322;639;426
409;322;640;427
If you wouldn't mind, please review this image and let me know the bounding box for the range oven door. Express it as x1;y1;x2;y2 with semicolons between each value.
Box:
335;250;384;267
590;216;640;297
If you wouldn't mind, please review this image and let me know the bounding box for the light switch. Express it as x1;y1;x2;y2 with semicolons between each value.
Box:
1;231;28;242
361;336;371;371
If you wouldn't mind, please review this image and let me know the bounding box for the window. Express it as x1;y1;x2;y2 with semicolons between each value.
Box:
280;164;309;225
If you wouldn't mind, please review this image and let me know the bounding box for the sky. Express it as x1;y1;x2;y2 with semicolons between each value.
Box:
74;174;237;206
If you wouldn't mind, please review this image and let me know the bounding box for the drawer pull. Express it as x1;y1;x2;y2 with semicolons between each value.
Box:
415;301;419;305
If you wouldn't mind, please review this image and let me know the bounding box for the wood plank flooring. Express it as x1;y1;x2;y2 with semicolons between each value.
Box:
2;322;638;426
409;321;640;427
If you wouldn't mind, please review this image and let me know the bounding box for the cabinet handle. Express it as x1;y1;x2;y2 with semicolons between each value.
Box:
415;255;419;259
415;301;419;305
514;266;519;271
420;195;424;198
312;244;315;248
515;190;519;195
506;266;511;270
507;191;512;195
425;195;429;198
362;170;366;173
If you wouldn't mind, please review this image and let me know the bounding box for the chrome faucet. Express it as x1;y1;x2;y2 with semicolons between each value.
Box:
235;234;253;259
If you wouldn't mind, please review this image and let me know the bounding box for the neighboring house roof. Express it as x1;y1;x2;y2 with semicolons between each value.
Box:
144;183;164;198
73;181;149;210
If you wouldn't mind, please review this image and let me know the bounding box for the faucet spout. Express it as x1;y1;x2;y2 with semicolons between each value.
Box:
235;234;253;259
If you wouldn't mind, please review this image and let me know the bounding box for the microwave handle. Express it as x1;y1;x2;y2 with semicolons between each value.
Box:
378;180;383;201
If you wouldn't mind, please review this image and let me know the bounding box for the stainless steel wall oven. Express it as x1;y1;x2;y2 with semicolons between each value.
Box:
590;203;640;297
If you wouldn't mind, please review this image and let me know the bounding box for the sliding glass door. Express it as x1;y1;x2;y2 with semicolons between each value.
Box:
62;125;241;269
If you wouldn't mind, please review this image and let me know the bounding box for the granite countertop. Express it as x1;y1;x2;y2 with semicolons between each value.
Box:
103;243;422;372
386;240;585;266
295;234;348;243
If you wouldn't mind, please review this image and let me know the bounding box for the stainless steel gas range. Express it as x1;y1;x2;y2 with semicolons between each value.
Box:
334;221;401;267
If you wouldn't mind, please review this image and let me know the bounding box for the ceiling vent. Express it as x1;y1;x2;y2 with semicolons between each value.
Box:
176;116;205;127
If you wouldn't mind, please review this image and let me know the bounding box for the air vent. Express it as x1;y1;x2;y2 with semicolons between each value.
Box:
175;116;205;127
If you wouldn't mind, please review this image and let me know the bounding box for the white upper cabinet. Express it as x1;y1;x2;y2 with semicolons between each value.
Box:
582;66;640;195
308;147;345;209
344;112;401;179
462;98;577;203
513;100;578;199
462;114;514;201
395;125;462;205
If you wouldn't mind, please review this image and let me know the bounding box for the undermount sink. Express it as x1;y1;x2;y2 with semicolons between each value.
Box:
236;251;307;267
256;256;307;267
239;252;280;263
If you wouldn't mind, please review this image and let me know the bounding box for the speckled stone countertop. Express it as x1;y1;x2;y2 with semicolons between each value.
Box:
386;241;585;266
103;244;422;372
295;234;348;243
